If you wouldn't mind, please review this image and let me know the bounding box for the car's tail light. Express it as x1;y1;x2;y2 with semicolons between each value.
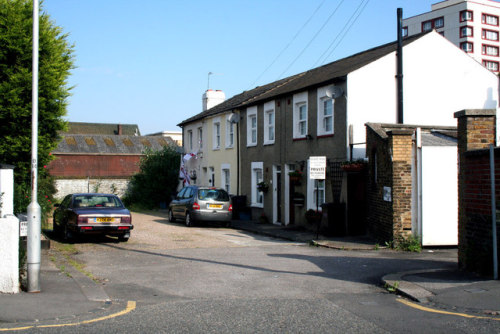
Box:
228;204;233;212
77;216;87;224
80;226;92;230
121;216;132;224
118;226;129;230
192;202;200;210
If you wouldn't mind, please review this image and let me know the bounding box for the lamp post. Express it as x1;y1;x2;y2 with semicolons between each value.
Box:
27;0;41;293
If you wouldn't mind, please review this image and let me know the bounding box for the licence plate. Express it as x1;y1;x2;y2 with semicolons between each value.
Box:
207;204;222;209
93;217;116;223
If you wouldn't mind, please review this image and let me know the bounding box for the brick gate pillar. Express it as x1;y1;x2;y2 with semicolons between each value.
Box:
388;129;414;239
454;109;496;270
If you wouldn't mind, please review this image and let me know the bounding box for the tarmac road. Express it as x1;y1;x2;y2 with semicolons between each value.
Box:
2;211;499;333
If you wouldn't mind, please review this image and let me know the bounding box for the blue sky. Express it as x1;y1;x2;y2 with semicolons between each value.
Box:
42;0;462;135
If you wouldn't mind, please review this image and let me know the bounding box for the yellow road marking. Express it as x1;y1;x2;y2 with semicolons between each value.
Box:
0;301;136;332
398;299;500;320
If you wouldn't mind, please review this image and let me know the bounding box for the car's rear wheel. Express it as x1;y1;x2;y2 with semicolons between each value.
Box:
52;216;61;235
63;225;73;242
168;209;176;222
118;233;130;242
185;212;193;227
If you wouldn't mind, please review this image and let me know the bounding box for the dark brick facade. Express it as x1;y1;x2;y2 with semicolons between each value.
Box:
455;109;499;276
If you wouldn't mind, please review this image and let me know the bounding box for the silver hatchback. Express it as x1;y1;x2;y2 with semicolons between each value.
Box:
168;186;232;227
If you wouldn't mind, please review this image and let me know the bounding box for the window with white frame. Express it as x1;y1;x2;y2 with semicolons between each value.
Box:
246;106;258;147
460;26;473;37
221;164;231;193
251;162;264;207
317;86;334;136
482;44;499;56
197;127;203;149
226;117;234;148
264;101;275;145
483;29;499;41
307;160;326;210
293;92;308;139
482;14;499;26
483;60;499;71
313;180;325;207
213;118;221;150
460;42;474;53
187;130;193;151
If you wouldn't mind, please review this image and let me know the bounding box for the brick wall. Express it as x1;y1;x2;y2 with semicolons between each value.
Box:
48;155;141;178
455;109;499;276
389;130;414;238
366;127;394;241
366;125;414;243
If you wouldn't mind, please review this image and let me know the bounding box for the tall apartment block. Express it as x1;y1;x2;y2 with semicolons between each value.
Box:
403;0;500;72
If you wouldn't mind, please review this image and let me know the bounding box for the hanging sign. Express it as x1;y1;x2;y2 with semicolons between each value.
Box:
309;156;326;180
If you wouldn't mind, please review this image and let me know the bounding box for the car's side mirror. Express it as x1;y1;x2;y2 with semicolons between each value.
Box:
53;203;60;208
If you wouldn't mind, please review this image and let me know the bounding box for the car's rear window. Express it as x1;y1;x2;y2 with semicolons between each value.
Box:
73;195;123;208
197;189;230;201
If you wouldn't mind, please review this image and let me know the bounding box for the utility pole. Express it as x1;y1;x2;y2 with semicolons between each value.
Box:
27;0;41;293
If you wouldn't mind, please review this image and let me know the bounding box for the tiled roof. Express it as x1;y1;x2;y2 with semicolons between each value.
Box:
52;134;180;155
177;74;303;126
64;122;141;136
178;32;429;127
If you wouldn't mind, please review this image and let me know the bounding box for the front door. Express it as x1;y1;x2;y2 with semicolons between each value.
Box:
273;166;282;224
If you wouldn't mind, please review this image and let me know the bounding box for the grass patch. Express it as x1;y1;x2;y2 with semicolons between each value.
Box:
51;241;99;283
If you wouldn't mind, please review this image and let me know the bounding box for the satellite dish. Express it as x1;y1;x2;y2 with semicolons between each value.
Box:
228;113;240;124
325;86;344;99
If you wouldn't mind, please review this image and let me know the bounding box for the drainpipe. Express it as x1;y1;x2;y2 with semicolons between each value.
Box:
397;8;404;124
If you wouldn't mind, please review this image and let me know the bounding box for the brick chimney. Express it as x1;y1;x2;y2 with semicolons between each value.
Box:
118;124;122;135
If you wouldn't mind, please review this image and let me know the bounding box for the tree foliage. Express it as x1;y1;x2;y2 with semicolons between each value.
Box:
0;0;74;213
124;146;181;209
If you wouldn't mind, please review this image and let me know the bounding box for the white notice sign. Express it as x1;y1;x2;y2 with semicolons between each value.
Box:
20;221;28;237
309;156;326;180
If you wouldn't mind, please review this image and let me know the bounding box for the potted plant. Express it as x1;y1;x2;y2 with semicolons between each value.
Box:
288;170;303;183
305;209;322;225
341;159;367;172
257;181;269;193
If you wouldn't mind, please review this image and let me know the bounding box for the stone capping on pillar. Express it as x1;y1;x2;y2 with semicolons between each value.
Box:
387;129;414;136
454;109;496;119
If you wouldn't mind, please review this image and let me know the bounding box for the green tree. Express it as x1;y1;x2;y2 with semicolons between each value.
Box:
0;0;74;214
124;147;181;209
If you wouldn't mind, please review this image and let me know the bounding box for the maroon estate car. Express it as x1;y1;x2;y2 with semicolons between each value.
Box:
53;193;133;242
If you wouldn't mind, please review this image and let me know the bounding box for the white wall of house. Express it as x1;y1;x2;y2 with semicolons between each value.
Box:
347;31;499;158
0;167;19;293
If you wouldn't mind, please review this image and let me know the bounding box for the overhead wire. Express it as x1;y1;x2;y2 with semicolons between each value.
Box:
247;0;326;90
314;0;371;67
276;0;346;80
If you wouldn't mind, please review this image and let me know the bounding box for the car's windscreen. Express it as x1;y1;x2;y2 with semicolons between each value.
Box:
73;195;123;208
197;189;229;201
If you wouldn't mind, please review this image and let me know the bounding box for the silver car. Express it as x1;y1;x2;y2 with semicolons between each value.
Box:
168;186;232;227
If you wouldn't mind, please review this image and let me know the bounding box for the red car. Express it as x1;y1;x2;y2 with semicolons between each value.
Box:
53;193;133;242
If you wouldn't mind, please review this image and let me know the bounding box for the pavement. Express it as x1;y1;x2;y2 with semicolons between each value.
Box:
0;218;499;329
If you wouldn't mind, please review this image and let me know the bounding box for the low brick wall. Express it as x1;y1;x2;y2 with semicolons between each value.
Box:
54;178;130;200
